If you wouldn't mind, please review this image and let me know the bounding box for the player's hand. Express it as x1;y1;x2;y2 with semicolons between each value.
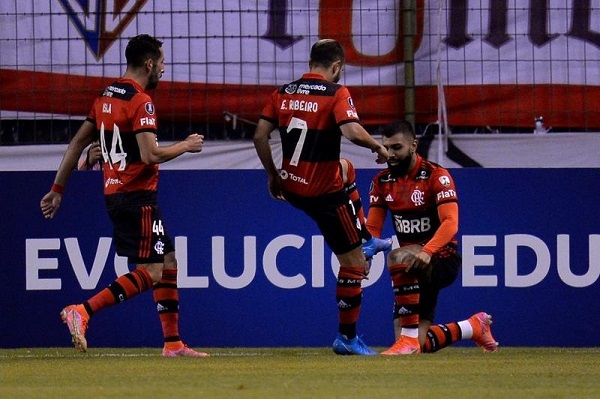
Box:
373;144;389;164
405;250;431;274
40;191;62;219
185;133;204;153
87;141;103;164
268;174;285;201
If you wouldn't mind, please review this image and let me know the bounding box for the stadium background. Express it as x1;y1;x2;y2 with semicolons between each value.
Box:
0;1;599;348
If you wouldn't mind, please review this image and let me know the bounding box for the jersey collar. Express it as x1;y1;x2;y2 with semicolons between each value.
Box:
301;73;326;80
407;154;423;180
117;77;145;92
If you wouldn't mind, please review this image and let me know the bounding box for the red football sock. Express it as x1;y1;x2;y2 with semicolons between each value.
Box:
153;268;182;346
336;266;365;338
423;322;462;353
389;263;420;329
84;267;153;316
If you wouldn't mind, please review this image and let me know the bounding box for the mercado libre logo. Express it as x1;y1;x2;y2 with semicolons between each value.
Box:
58;0;148;60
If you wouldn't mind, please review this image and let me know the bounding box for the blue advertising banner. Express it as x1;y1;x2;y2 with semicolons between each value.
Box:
1;169;599;348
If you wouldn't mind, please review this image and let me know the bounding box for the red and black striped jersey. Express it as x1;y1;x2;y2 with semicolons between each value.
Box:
87;78;159;196
260;73;362;197
368;155;458;247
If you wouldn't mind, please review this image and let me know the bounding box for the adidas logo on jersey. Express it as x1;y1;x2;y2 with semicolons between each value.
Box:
385;194;393;201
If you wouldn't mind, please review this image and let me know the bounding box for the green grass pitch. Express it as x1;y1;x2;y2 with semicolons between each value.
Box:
1;347;599;398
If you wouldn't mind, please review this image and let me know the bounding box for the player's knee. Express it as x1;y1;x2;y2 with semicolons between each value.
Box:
141;264;163;283
163;251;177;269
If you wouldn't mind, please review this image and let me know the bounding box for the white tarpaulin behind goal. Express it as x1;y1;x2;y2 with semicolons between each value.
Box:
2;132;600;171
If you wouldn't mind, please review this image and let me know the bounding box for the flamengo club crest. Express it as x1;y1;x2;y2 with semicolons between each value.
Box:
58;0;148;60
410;189;425;206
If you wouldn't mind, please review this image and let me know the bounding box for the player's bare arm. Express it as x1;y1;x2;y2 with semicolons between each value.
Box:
137;131;203;165
253;118;284;200
340;122;388;164
40;120;96;219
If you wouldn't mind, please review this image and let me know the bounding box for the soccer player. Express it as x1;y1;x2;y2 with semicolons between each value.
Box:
40;34;208;357
366;120;498;355
341;158;393;262
253;39;390;355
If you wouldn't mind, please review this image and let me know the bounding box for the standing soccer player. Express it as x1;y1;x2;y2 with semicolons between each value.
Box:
40;34;209;357
366;120;498;355
253;39;390;355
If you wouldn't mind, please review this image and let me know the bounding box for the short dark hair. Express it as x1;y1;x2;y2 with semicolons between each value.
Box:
381;120;415;140
309;39;345;68
125;34;163;68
